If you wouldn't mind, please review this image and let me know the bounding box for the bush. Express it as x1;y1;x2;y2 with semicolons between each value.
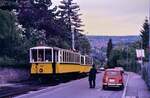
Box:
0;56;29;68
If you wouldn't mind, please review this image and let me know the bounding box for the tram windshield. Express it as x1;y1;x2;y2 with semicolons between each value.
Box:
45;49;52;62
31;49;37;62
30;49;52;63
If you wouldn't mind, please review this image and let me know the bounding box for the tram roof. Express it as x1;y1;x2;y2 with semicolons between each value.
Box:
30;46;53;49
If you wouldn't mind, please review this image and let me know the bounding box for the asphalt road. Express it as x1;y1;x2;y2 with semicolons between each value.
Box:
15;72;127;98
15;72;150;98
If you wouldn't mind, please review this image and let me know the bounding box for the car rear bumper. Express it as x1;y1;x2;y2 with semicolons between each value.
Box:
103;83;123;87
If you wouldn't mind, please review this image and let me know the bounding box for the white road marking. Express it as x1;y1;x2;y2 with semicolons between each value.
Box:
125;96;136;98
122;73;130;98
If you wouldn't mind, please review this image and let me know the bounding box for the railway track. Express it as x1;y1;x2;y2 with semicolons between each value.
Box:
0;79;60;98
0;85;43;98
0;74;87;98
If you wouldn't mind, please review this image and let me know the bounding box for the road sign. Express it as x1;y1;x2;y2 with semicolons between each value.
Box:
136;49;145;58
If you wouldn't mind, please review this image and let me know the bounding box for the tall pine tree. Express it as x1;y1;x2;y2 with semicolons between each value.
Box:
58;0;83;32
140;18;149;61
58;0;91;54
140;18;149;50
107;38;113;67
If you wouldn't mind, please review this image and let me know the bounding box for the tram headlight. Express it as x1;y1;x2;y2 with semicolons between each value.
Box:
39;68;43;73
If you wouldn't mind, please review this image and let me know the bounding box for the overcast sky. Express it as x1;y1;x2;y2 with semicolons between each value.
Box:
52;0;149;36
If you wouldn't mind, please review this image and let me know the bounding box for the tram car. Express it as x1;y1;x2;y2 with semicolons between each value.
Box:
29;46;93;80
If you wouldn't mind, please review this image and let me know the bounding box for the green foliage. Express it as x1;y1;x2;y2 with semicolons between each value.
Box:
0;9;28;67
0;0;17;11
57;0;90;54
75;33;91;54
58;0;83;32
140;18;149;61
0;10;19;57
0;0;91;67
108;42;140;72
106;38;113;67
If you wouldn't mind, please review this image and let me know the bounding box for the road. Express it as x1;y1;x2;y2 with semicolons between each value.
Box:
15;72;150;98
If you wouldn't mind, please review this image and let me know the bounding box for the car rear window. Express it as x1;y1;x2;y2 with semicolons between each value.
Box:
106;71;120;76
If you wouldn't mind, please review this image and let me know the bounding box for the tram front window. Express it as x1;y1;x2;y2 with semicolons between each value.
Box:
45;49;52;62
38;49;44;62
81;56;84;65
32;49;37;62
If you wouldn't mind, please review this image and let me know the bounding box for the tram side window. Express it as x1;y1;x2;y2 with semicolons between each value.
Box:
81;56;84;65
85;57;88;65
73;54;75;63
38;49;44;61
69;52;71;63
68;52;70;63
87;58;89;64
66;52;68;62
70;53;72;63
32;49;37;62
45;49;52;62
60;51;63;62
77;55;80;63
75;55;77;63
74;54;76;63
63;51;65;63
75;54;77;63
67;52;69;63
54;50;58;62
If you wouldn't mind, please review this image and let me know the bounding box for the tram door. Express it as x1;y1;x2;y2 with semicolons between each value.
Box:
52;49;58;75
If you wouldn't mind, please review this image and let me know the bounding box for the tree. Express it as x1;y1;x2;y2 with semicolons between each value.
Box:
75;33;91;54
0;0;91;67
106;38;113;66
58;0;91;54
140;18;149;51
0;9;22;66
0;0;17;11
17;0;53;40
17;0;72;48
108;42;140;71
58;0;83;32
58;0;86;50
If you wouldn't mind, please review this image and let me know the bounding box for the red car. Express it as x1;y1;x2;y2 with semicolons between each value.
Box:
102;69;124;90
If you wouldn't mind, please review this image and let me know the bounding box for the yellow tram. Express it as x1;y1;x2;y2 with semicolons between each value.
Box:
29;46;93;79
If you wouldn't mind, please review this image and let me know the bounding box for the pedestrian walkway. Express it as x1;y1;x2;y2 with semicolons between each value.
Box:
15;72;124;98
126;72;150;98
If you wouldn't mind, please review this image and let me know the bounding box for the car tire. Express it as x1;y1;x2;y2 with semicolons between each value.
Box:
120;84;124;90
103;85;107;90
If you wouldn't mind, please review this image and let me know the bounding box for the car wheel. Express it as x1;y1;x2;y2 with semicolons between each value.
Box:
103;85;107;90
120;84;124;90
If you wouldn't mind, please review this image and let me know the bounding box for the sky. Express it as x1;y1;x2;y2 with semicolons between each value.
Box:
52;0;149;36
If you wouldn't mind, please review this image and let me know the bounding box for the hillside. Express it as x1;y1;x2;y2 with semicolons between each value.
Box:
88;36;139;49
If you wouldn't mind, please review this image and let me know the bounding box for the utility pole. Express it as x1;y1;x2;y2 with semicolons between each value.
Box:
72;27;75;50
67;0;75;50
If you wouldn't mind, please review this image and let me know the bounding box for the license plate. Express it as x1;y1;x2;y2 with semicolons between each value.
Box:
109;79;115;82
108;83;116;86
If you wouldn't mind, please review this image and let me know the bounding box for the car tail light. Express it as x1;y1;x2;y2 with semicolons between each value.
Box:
119;78;123;83
103;77;108;83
